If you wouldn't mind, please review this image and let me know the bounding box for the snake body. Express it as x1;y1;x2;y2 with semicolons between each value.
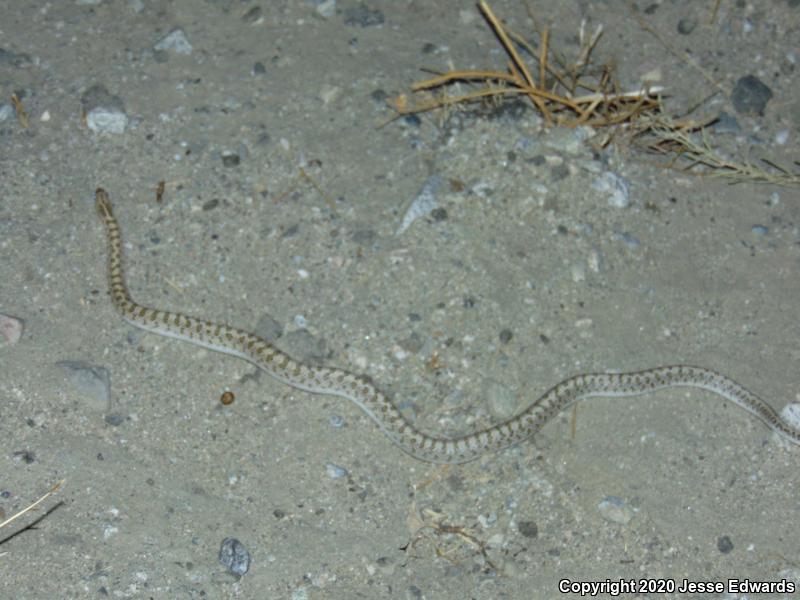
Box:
95;188;800;463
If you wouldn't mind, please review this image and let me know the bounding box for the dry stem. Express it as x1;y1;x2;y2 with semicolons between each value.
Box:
392;1;661;128
0;479;65;543
634;117;800;186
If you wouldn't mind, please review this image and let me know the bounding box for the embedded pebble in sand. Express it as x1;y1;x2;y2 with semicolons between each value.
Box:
396;174;444;235
0;313;23;346
597;496;635;525
81;84;128;134
56;360;110;412
781;403;800;432
219;537;251;576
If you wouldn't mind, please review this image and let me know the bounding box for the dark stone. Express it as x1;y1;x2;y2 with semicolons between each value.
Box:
712;111;741;134
677;16;697;34
717;535;734;554
221;153;240;167
518;520;538;538
731;75;773;116
242;7;262;23
104;414;124;426
219;537;251;576
343;4;384;27
430;207;448;222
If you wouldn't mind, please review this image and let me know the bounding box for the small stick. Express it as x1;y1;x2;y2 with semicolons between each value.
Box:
479;1;536;90
411;70;519;91
709;0;722;24
299;167;338;216
155;180;166;203
538;26;549;91
0;480;64;531
10;94;29;129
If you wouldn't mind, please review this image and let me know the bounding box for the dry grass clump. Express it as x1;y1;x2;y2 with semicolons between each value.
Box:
390;1;799;187
391;1;662;128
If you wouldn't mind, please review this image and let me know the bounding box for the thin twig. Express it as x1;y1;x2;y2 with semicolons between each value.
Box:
0;480;64;531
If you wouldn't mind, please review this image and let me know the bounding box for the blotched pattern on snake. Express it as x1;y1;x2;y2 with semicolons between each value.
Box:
94;188;800;463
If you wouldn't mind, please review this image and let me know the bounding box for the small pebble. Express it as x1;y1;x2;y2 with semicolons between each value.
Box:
343;3;384;27
731;75;773;116
104;413;124;426
325;463;348;479
543;126;593;155
751;225;768;235
402;113;421;128
0;103;14;121
291;588;309;600
255;314;283;343
713;111;741;134
597;496;634;524
587;247;603;272
717;535;734;554
592;171;630;208
0;313;24;346
319;84;342;105
406;585;424;600
283;329;327;364
13;450;35;464
329;415;345;428
429;207;448;222
570;263;586;283
676;16;697;35
219;537;251;576
154;27;193;55
56;360;110;412
780;403;800;431
484;379;518;421
221;152;240;167
477;513;497;528
81;84;128;134
397;175;443;235
612;231;641;249
316;0;336;19
518;520;538;538
0;48;32;68
241;6;262;24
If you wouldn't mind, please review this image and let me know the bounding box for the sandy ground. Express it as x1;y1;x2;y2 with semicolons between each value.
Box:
1;1;799;598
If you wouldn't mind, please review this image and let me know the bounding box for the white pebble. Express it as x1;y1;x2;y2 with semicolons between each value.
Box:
597;496;634;524
780;403;800;430
325;463;348;479
154;27;192;55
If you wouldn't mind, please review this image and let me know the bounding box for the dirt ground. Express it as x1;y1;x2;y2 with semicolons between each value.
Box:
1;1;799;598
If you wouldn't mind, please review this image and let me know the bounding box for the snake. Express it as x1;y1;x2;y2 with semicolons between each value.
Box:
94;188;800;463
